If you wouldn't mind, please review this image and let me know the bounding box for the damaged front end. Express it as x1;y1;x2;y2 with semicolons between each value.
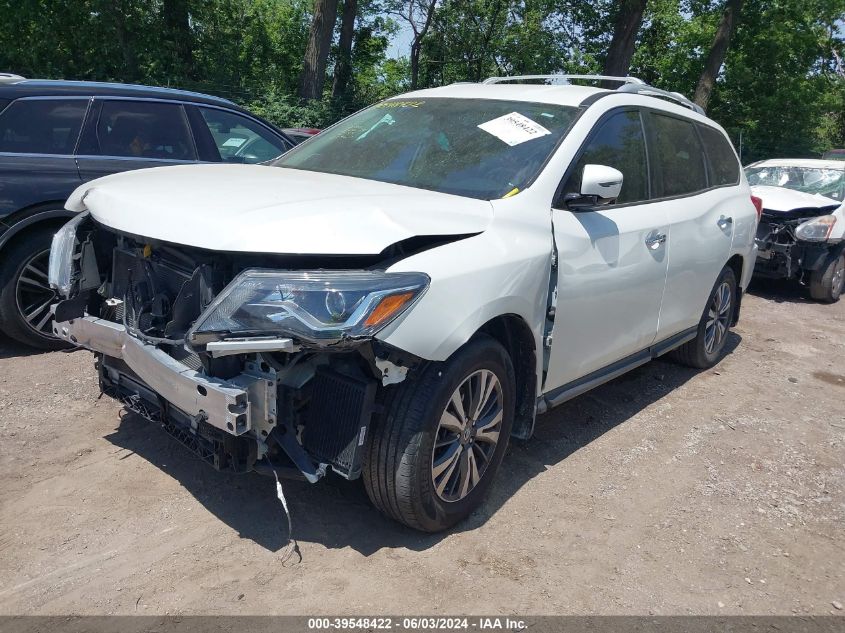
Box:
754;207;839;281
48;213;428;482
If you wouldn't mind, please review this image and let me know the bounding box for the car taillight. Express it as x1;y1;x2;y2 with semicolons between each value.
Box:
750;195;763;222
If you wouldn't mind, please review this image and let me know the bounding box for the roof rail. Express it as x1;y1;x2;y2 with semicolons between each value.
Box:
481;73;704;115
483;74;645;86
616;82;705;115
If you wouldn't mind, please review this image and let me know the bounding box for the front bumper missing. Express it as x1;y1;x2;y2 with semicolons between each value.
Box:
53;316;273;437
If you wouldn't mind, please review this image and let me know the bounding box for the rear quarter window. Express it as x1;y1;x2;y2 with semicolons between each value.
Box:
649;113;708;198
0;98;87;155
698;124;740;186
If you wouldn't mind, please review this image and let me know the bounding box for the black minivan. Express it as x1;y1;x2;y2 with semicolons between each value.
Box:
0;77;295;348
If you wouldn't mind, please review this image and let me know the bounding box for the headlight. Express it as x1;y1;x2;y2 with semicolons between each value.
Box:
795;215;836;242
48;212;88;298
188;269;430;345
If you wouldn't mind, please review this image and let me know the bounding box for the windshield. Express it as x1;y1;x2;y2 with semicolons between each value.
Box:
745;165;845;201
274;98;579;200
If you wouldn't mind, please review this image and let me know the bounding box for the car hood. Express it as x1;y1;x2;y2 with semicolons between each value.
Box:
751;185;841;214
65;164;493;254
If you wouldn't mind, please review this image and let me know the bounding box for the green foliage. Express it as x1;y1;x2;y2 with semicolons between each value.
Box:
0;0;843;159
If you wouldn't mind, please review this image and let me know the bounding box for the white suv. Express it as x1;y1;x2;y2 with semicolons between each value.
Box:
49;75;758;532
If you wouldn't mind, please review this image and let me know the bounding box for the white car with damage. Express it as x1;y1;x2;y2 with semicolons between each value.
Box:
49;75;758;531
746;158;845;302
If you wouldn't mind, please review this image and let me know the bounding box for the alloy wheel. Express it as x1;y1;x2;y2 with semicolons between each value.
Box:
431;369;503;503
15;248;57;339
704;280;732;355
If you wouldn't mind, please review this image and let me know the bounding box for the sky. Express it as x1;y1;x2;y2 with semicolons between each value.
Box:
387;21;414;59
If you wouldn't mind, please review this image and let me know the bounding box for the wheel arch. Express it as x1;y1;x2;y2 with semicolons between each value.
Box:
725;253;744;326
0;204;76;255
477;313;537;441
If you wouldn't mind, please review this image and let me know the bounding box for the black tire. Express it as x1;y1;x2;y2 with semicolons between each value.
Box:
671;266;737;369
363;335;515;532
809;250;844;303
0;226;65;350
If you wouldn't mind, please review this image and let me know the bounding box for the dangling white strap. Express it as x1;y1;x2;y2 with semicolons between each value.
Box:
273;470;299;565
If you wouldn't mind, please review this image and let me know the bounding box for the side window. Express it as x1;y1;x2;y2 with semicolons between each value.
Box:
563;110;649;205
698;124;740;186
0;99;87;155
96;100;195;160
198;107;287;164
650;113;708;197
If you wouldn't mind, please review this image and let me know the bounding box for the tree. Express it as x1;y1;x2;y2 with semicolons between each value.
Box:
161;0;195;80
603;0;648;77
388;0;439;89
693;0;744;110
332;0;359;100
299;0;340;100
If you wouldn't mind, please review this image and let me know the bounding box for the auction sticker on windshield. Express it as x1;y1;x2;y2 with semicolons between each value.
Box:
478;112;551;146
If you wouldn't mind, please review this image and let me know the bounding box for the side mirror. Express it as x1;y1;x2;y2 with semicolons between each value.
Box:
564;164;624;210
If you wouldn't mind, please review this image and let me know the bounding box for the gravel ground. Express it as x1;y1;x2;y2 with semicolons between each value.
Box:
0;281;843;616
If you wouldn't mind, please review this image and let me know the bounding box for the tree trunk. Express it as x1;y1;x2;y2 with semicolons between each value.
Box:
331;0;358;100
162;0;194;80
299;0;340;101
693;0;744;111
603;0;648;77
409;0;438;89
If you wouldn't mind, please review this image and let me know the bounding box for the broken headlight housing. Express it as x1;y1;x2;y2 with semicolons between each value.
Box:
795;215;836;242
48;212;88;298
188;269;429;345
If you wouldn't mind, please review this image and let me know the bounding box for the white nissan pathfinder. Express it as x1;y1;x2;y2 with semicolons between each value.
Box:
49;76;759;531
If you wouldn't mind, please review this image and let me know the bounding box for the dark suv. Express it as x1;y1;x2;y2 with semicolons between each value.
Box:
0;78;295;348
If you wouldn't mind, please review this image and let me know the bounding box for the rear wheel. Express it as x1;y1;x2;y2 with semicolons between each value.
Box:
363;335;514;532
671;266;736;369
0;226;65;349
809;251;844;303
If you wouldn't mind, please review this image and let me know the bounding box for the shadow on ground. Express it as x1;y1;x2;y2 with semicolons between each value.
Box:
104;333;741;557
747;277;814;304
0;332;59;360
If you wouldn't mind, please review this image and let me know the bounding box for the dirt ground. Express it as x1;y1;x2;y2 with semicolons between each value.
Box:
0;280;843;616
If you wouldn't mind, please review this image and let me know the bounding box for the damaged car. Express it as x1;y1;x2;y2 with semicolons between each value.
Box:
49;75;758;532
746;159;845;302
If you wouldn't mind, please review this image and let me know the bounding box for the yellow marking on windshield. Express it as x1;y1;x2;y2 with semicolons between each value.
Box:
502;187;520;198
375;100;424;108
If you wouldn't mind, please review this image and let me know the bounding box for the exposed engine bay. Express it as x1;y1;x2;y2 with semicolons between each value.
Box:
754;207;837;281
51;214;427;482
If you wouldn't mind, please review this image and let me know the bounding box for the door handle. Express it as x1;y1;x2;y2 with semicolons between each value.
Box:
718;216;733;229
645;233;667;250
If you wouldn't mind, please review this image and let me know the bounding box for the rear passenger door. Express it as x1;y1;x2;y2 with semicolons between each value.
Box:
0;97;87;216
75;99;197;182
643;111;739;339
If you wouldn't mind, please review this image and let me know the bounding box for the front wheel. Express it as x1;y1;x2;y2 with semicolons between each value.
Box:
363;335;515;532
0;226;65;350
671;266;737;369
809;251;844;303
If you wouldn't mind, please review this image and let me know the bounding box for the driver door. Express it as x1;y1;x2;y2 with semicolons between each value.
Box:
544;109;669;392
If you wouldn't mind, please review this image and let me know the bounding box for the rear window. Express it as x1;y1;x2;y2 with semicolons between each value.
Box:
0;98;87;155
650;113;708;197
96;100;195;160
698;124;740;186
